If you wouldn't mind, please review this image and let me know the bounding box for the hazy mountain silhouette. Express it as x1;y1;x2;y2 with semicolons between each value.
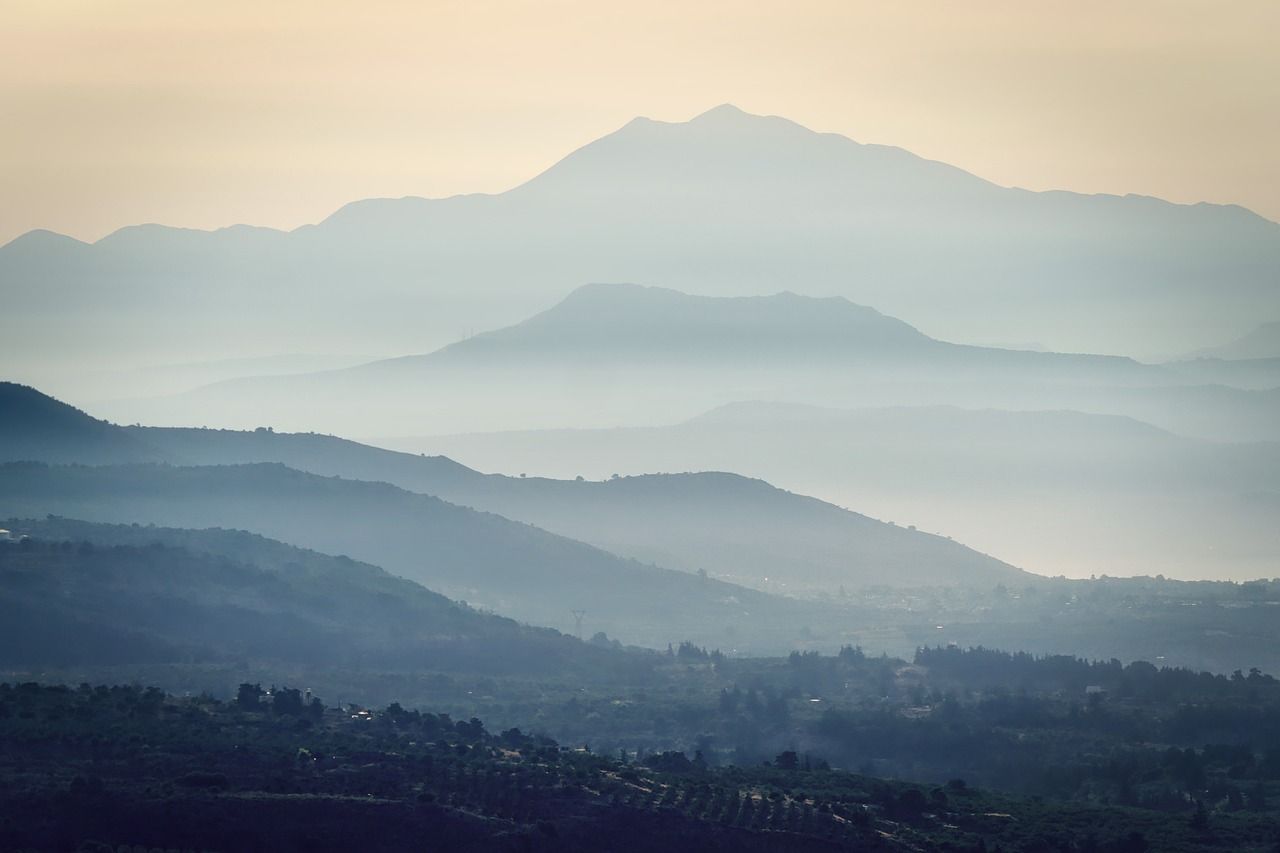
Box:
1189;321;1280;361
423;283;936;362
134;425;1026;592
5;104;1279;397
100;285;1278;442
415;401;1280;582
376;283;1161;381
0;382;1026;592
0;517;646;679
1164;356;1280;391
0;461;957;653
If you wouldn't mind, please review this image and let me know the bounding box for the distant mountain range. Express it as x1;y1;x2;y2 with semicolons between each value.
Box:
98;284;1280;442
1164;356;1280;391
0;381;1025;597
6;384;1279;672
4;104;1278;396
413;401;1280;581
1188;321;1280;361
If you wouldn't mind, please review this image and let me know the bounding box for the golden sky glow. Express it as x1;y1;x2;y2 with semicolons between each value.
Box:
3;0;1278;245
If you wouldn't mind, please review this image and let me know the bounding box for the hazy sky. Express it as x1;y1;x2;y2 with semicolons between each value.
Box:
3;1;1278;246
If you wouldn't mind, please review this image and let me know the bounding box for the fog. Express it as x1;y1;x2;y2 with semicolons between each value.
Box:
404;401;1280;582
3;100;1280;851
54;281;1278;584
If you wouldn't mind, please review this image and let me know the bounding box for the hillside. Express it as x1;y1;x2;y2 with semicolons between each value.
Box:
414;401;1280;582
0;462;874;654
6;105;1280;406
0;382;161;464
131;426;1025;592
393;471;1023;593
0;518;641;680
2;382;1030;592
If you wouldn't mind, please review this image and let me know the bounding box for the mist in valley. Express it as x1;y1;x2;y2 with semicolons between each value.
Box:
2;8;1280;849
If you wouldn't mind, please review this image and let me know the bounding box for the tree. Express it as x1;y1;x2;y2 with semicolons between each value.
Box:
1189;800;1210;832
774;750;799;771
1247;781;1268;811
271;687;304;717
644;751;694;773
895;788;928;818
1115;832;1148;853
236;682;263;710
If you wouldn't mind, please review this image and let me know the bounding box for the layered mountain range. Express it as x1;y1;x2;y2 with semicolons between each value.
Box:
6;382;1280;672
88;283;1280;443
0;517;641;680
418;400;1280;580
0;383;1028;652
5;104;1279;401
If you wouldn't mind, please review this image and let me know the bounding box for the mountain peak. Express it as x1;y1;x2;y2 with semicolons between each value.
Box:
556;281;681;306
616;104;765;134
551;282;894;318
689;103;754;123
444;283;934;358
1;228;89;254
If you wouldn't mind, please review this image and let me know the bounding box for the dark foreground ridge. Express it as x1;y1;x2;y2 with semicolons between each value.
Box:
4;681;1279;853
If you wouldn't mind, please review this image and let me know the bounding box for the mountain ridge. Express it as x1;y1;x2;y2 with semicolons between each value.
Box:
7;105;1277;252
0;381;1030;594
410;399;1280;581
5;104;1278;372
174;282;1160;387
0;459;819;650
109;283;1280;444
0;516;649;680
1190;321;1280;361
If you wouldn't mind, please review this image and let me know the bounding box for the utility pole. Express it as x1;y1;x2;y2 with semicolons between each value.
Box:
571;609;586;639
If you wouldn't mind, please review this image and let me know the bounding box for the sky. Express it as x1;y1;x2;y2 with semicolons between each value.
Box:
3;0;1278;247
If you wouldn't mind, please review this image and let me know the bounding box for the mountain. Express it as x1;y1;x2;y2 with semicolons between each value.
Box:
0;517;643;680
0;382;1028;593
415;471;1023;592
422;283;937;362
0;382;162;464
96;285;1280;442
408;401;1280;582
1189;321;1280;361
5;390;1278;672
0;460;927;654
4;104;1279;401
134;424;1027;592
1164;356;1280;391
